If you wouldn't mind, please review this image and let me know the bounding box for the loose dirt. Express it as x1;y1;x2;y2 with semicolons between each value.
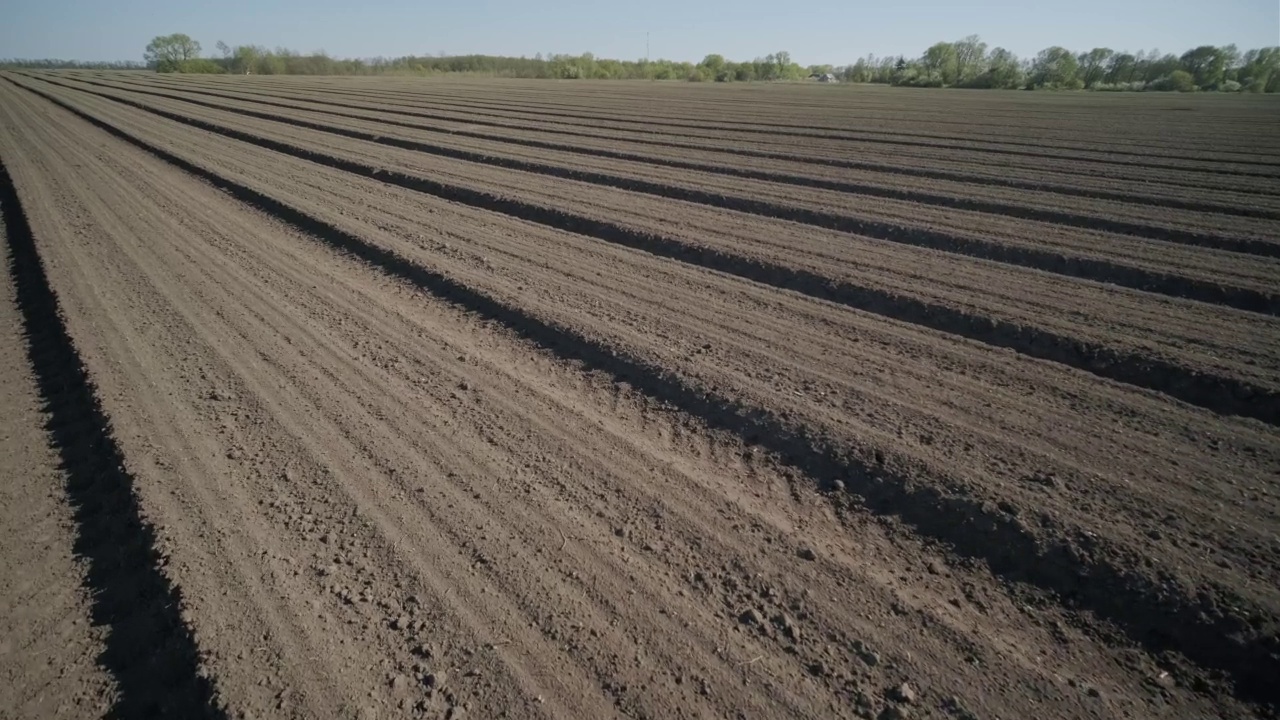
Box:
2;71;1277;720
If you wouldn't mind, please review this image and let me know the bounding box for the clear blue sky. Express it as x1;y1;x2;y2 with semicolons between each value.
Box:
2;0;1277;65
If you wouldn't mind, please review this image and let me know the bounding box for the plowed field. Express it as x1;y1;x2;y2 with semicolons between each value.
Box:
2;71;1277;720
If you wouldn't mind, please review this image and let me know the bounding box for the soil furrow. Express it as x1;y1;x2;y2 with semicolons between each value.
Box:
11;72;1247;720
9;71;1280;719
0;159;225;719
26;75;1279;320
148;74;1279;152
17;75;1279;427
24;75;1280;710
143;73;1280;200
0;187;114;720
316;88;1280;173
156;75;1280;174
84;73;1280;223
331;79;1280;158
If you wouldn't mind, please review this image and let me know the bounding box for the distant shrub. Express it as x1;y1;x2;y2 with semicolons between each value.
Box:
157;58;223;73
892;72;943;88
955;73;991;88
549;61;581;79
956;68;1024;89
1170;70;1197;91
181;58;224;73
1219;79;1243;92
1093;81;1146;91
1030;77;1084;90
889;68;920;86
1149;70;1197;91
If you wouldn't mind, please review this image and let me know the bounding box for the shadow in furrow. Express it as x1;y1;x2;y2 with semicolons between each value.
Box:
0;160;224;719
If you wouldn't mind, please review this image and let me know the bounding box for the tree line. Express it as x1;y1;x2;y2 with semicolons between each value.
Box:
135;34;808;81
6;33;1277;92
830;37;1280;92
0;58;146;70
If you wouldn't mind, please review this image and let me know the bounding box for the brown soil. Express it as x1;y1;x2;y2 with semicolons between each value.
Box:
0;207;116;718
1;71;1277;720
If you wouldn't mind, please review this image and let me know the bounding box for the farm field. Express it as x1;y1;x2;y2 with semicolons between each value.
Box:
0;70;1277;719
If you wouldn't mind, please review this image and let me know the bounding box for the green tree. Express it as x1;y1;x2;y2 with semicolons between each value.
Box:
1029;46;1080;87
700;54;725;73
921;42;958;85
593;58;622;79
232;45;263;74
980;47;1024;88
1104;52;1138;84
953;35;988;84
841;55;895;84
1239;47;1280;92
839;57;872;83
1077;47;1114;87
1168;69;1197;91
174;58;224;74
259;50;287;75
0;59;147;70
890;56;921;86
1221;44;1242;81
1180;45;1227;88
1138;50;1181;82
875;56;897;83
65;39;1268;90
772;51;803;80
145;33;201;71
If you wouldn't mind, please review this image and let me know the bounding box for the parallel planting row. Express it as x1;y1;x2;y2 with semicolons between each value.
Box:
3;71;1277;719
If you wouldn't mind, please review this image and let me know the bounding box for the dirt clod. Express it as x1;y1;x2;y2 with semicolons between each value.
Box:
891;682;917;704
